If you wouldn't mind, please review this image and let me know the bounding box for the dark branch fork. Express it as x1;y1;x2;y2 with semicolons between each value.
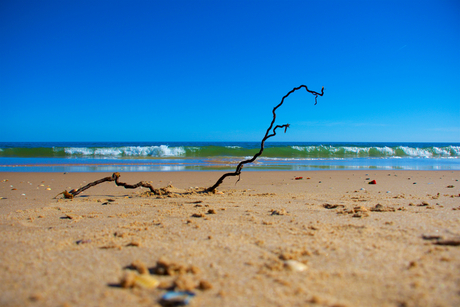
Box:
57;85;324;199
206;85;324;192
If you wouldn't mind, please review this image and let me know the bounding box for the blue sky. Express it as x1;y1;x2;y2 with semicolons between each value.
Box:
1;0;459;142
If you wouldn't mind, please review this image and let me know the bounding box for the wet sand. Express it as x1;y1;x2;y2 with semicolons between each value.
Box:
0;171;459;307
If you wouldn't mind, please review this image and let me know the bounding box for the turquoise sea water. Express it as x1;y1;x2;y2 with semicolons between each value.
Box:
0;142;459;172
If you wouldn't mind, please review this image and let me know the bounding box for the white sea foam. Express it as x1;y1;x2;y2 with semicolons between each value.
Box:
63;145;186;157
397;146;433;157
432;147;451;156
447;146;460;156
376;146;395;155
292;145;397;156
64;147;95;156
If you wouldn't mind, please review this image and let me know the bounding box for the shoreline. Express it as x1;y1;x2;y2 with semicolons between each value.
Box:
1;170;459;306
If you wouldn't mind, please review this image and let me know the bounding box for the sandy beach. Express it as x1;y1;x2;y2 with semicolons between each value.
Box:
0;170;459;307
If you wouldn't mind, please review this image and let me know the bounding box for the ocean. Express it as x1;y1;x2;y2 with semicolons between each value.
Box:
0;142;459;172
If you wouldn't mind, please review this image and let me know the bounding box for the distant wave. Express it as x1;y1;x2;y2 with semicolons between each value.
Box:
60;145;186;157
0;144;458;159
290;145;460;158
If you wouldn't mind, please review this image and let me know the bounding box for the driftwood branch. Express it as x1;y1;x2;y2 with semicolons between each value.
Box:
56;172;160;199
206;85;324;192
56;85;324;199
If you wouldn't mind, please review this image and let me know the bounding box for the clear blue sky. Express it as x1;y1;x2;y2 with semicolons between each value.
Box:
1;0;459;142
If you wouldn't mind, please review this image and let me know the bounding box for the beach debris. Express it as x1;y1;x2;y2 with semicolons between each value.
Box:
198;280;213;290
422;234;460;246
56;172;162;199
120;270;160;289
46;187;51;190
133;274;160;288
271;208;288;215
191;213;205;218
160;291;196;306
62;213;81;220
368;180;377;185
100;243;122;250
434;240;460;246
99;198;116;205
323;204;344;209
206;85;324;193
126;241;142;247
336;206;370;217
284;260;308;272
76;239;91;245
154;257;200;276
207;209;217;214
370;204;395;212
54;190;74;199
447;185;454;188
417;201;430;207
295;177;303;180
422;234;443;240
173;275;197;291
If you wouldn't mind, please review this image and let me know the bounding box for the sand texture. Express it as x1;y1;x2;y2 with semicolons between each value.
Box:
0;170;459;307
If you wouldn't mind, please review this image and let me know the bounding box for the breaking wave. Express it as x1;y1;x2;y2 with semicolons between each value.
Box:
0;143;458;159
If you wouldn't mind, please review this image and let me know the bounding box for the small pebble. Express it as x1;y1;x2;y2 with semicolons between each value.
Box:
133;274;159;289
284;260;308;272
121;271;159;289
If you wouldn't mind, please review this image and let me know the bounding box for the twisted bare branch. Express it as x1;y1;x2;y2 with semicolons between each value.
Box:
55;172;160;199
206;85;324;192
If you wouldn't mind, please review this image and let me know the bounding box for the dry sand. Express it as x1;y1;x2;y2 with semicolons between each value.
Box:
0;170;459;307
